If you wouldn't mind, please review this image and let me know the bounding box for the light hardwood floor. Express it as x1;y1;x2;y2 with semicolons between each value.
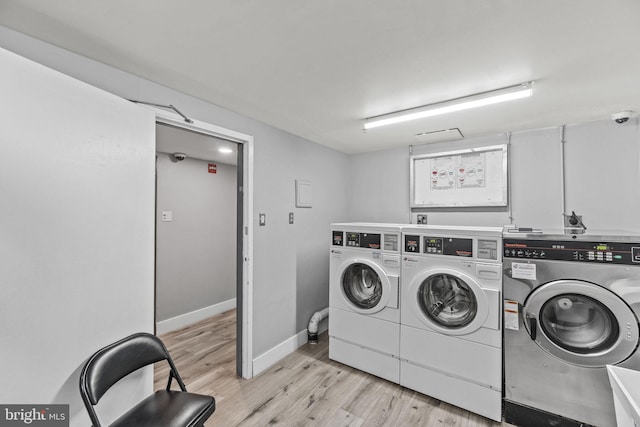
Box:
156;310;516;426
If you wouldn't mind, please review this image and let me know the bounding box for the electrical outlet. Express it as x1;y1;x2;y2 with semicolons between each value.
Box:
417;214;428;224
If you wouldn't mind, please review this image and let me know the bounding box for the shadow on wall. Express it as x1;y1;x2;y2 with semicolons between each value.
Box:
52;362;85;422
52;353;150;425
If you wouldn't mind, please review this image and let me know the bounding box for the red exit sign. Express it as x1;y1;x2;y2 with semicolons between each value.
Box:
208;163;217;174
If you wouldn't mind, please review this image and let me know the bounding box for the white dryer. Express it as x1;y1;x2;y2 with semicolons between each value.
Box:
329;223;403;383
400;225;503;422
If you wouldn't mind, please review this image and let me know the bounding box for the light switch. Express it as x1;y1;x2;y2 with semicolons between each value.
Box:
289;212;294;224
259;213;266;226
161;211;173;222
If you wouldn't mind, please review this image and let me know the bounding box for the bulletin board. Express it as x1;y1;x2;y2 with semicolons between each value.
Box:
410;144;508;207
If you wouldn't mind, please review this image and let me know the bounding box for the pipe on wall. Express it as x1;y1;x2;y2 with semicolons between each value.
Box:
307;307;329;344
560;125;567;219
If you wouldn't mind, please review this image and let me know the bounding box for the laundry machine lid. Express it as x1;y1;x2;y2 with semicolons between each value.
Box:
343;262;383;309
419;273;478;327
524;280;640;367
409;267;490;336
338;258;397;314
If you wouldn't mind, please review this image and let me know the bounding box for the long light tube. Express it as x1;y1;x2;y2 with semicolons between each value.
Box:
364;82;533;130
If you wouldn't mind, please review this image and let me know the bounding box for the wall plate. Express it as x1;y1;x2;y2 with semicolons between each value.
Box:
296;180;312;208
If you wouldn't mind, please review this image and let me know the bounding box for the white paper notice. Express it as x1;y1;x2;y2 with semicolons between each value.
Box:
504;299;520;331
430;156;455;190
512;262;536;280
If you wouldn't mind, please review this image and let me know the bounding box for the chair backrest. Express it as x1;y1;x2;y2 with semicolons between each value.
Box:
80;332;169;405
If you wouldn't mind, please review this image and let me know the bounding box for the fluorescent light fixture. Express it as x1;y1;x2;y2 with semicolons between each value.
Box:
218;147;233;154
364;81;533;130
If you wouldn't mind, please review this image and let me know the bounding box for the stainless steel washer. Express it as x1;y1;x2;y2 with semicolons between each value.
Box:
503;233;640;427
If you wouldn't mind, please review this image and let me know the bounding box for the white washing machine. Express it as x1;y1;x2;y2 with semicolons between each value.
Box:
400;225;503;422
329;223;403;383
503;233;640;427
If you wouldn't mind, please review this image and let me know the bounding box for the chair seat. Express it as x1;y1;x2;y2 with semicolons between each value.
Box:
110;390;215;427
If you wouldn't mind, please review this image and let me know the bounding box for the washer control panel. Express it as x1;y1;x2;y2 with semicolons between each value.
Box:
347;232;380;249
504;238;640;265
423;237;443;254
404;235;473;257
332;230;398;251
332;230;343;246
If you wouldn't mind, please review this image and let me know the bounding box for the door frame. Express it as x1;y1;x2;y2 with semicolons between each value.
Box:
148;106;254;379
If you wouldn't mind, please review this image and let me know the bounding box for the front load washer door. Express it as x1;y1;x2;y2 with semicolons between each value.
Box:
409;267;490;336
339;259;398;314
524;280;640;367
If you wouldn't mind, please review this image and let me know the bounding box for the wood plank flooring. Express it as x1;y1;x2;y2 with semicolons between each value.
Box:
155;310;516;426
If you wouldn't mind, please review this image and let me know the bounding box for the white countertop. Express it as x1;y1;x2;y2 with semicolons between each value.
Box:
607;365;640;426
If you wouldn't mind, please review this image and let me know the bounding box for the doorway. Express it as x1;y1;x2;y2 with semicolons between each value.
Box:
151;110;254;379
155;123;238;336
155;122;237;325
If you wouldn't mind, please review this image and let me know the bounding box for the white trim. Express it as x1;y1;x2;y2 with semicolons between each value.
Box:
146;105;254;379
148;106;251;143
253;330;308;375
244;133;254;379
252;322;328;376
156;299;237;335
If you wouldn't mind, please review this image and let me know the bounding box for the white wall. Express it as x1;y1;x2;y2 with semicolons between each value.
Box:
564;120;640;233
348;120;640;235
508;127;563;230
0;47;155;426
155;154;237;325
0;26;350;367
347;147;412;223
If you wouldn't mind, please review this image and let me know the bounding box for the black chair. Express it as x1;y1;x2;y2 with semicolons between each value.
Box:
79;332;215;426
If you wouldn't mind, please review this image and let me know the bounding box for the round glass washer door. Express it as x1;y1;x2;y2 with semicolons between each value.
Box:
409;267;488;336
524;280;639;367
340;259;391;314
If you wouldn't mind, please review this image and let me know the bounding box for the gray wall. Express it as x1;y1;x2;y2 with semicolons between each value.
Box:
563;120;640;233
0;47;155;426
293;141;350;333
347;147;412;223
155;154;237;322
348;120;640;234
0;26;350;362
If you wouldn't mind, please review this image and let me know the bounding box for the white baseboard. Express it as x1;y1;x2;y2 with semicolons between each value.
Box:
252;319;328;376
156;298;236;335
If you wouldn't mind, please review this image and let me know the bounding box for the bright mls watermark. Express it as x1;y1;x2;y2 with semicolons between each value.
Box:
0;405;68;426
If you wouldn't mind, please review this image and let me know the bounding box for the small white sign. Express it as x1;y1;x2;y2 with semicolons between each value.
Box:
512;262;536;280
296;180;312;208
504;299;520;331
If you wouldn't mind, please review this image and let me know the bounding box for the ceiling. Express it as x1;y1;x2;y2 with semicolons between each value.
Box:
156;123;238;165
1;0;639;154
